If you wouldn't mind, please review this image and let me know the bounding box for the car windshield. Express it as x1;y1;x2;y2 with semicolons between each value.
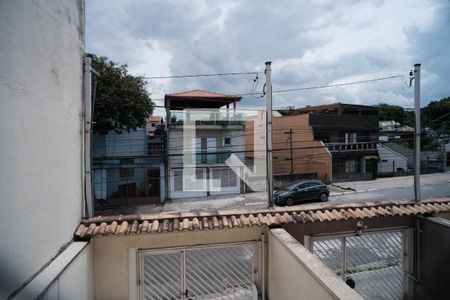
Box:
286;182;304;190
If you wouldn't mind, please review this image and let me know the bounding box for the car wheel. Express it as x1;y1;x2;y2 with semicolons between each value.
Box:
319;193;328;202
286;197;295;206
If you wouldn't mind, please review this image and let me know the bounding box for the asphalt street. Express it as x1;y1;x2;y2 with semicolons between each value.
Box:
330;182;450;203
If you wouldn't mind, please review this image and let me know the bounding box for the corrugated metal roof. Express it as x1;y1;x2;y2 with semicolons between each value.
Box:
74;199;450;240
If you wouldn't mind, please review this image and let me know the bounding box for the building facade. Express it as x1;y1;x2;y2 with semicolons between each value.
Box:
165;90;245;199
246;113;332;185
92;116;166;208
282;103;380;182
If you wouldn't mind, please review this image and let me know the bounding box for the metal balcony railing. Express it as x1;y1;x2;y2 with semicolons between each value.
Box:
169;110;245;126
325;142;378;152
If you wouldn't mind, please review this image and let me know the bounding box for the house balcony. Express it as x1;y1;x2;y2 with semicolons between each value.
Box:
310;113;379;130
169;110;245;129
325;142;378;153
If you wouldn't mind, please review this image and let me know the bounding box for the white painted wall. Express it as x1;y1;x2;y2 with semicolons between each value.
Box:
268;229;362;300
0;0;85;297
40;244;94;300
377;144;408;174
168;127;245;199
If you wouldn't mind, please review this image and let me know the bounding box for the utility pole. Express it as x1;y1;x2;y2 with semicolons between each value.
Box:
442;122;447;172
285;129;294;174
265;61;274;207
413;63;421;202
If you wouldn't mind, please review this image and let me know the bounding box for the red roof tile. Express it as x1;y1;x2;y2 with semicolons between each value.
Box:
74;198;450;239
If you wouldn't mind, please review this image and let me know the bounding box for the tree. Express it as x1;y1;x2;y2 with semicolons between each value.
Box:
89;54;154;134
422;97;450;130
378;103;409;123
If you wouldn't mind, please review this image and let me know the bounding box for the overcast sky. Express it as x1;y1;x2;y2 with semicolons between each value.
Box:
86;0;450;110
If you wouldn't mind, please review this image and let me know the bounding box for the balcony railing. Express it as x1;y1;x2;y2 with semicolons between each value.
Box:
325;142;377;152
169;110;245;126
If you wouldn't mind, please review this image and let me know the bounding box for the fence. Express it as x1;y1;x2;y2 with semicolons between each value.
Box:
311;230;406;300
138;243;257;300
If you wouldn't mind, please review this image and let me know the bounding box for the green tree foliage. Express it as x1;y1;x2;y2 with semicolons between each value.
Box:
378;103;409;122
422;97;450;130
89;54;154;134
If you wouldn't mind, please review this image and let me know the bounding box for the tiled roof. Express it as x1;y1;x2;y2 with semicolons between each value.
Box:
74;199;450;240
149;116;162;122
165;89;241;100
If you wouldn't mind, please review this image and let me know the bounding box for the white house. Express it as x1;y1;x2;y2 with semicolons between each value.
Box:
165;90;245;199
377;143;408;174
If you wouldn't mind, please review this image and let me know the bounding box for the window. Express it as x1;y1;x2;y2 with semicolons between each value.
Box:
195;137;218;163
120;168;134;178
345;132;357;143
148;143;161;156
173;169;183;191
119;158;134;177
224;137;231;145
220;168;237;188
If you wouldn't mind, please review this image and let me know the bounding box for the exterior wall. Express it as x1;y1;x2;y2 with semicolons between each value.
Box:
0;0;85;298
40;244;94;300
93;125;166;204
168;127;244;198
93;127;148;158
258;114;332;183
377;144;408;174
415;217;450;299
93;226;266;300
268;229;362;300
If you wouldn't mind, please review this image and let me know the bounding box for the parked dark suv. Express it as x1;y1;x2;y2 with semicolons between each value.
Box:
274;180;329;206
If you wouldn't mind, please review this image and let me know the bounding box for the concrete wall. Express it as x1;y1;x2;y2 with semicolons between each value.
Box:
415;217;450;299
93;226;265;300
247;114;332;183
0;0;85;297
268;229;362;300
377;144;408;174
40;244;94;300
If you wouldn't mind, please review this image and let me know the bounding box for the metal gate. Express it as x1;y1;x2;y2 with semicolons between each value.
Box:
310;230;406;300
138;243;257;300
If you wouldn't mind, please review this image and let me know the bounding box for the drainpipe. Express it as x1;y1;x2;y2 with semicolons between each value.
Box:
83;56;93;217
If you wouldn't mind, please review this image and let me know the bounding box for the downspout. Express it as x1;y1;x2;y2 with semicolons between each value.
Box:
83;56;93;217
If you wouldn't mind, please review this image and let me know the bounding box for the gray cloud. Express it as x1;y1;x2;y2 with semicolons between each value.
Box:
87;0;450;110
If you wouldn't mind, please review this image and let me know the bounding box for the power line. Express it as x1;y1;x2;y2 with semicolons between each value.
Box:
238;75;405;96
144;71;261;80
146;74;405;100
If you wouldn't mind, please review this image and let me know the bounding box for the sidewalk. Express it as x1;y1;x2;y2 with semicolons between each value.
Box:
331;171;450;195
96;172;449;216
97;192;268;215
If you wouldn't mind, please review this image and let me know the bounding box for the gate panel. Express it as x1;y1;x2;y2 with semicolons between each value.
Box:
311;238;344;276
185;244;254;299
311;231;405;300
345;232;403;299
141;251;182;300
